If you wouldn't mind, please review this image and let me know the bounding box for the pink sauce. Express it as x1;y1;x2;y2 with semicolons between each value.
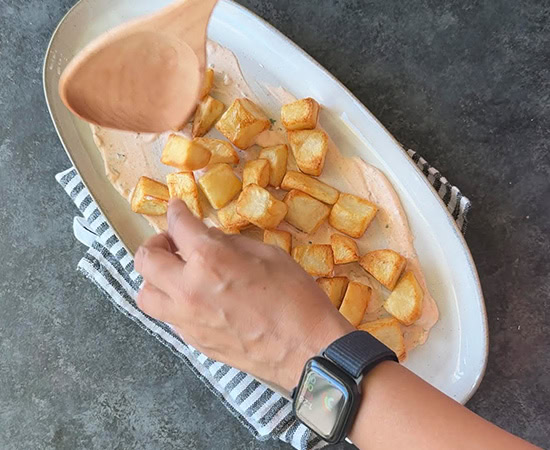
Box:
91;41;438;356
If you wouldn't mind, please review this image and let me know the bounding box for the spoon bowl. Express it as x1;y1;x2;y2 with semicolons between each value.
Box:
59;0;218;132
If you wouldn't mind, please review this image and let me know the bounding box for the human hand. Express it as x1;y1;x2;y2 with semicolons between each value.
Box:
134;199;354;391
133;201;538;450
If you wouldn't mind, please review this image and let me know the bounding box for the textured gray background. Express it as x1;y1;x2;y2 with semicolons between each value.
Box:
1;0;549;448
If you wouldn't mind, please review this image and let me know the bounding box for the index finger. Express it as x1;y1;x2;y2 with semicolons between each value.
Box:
167;198;209;259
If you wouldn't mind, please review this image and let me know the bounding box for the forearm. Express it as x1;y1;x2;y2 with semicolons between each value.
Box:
348;361;537;450
276;315;535;449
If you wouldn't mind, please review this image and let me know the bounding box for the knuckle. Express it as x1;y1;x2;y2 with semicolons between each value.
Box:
157;232;174;252
135;245;164;279
192;239;223;264
187;246;207;267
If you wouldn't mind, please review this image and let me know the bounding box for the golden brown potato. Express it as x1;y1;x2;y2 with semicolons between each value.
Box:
283;189;330;234
215;98;270;149
192;95;225;138
217;200;249;232
199;68;214;99
287;129;328;176
281;171;339;204
359;249;406;290
359;317;406;360
259;145;288;187
316;277;349;308
281;97;320;131
330;234;359;264
131;176;169;216
339;281;371;327
198;163;242;209
166;172;202;219
243;159;270;188
292;244;334;277
194;137;239;165
383;271;423;325
329;193;378;238
222;227;241;235
236;184;288;229
161;134;211;171
263;229;292;254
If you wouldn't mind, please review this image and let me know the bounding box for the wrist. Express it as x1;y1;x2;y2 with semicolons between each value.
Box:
279;315;355;392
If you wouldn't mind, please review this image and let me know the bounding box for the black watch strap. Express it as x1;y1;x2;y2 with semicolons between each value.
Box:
324;330;398;379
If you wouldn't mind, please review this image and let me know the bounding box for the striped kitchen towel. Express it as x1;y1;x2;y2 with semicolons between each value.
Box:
55;152;470;450
406;150;471;232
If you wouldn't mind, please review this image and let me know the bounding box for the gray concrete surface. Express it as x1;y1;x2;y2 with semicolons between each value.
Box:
1;0;549;448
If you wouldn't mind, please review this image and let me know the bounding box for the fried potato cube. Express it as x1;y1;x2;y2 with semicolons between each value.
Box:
292;244;334;277
198;163;242;209
166;172;202;219
161;134;211;171
131;176;169;216
359;317;406;360
236;184;288;229
215;98;271;149
383;271;424;325
339;281;371;327
218;200;249;232
316;277;349;308
199;68;214;99
329;193;378;238
259;145;288;187
360;249;406;290
194;137;239;165
288;129;328;176
281;171;339;205
192;95;225;137
222;227;241;235
281;97;320;130
283;190;330;234
263;229;292;254
243;159;270;188
330;234;359;264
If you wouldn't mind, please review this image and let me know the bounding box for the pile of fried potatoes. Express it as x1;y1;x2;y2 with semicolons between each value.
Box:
130;69;423;360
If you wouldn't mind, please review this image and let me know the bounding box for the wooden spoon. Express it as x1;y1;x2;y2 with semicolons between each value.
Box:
59;0;218;133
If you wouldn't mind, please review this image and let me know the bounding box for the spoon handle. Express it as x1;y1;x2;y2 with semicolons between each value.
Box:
168;0;219;36
164;0;219;67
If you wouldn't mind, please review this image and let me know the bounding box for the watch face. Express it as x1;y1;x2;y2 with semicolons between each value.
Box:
294;360;351;440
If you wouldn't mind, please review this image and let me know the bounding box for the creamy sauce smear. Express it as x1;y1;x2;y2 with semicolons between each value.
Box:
91;41;439;357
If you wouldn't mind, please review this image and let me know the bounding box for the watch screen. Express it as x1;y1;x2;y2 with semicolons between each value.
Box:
295;366;347;438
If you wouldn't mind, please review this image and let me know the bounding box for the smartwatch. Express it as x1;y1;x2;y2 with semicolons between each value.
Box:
291;330;397;444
